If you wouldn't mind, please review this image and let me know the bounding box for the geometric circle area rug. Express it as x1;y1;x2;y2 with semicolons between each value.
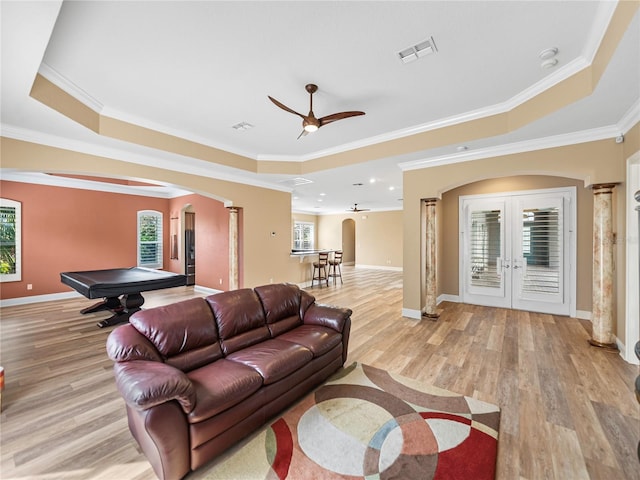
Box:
205;362;500;480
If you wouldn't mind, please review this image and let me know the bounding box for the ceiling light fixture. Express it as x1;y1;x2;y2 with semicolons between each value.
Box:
397;36;437;64
541;58;559;69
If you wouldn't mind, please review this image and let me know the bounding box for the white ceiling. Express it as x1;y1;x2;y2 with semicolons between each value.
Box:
1;1;639;214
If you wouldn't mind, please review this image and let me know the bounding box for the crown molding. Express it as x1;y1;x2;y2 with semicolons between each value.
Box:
99;104;260;161
0;170;191;199
38;0;613;168
617;98;640;135
398;125;621;172
584;0;619;63
0;124;291;194
38;63;104;112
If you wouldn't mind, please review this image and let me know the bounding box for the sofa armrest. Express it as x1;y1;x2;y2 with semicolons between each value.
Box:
106;324;162;362
303;303;352;333
113;360;196;414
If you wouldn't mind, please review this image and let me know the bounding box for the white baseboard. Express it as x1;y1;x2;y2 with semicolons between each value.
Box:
437;294;460;304
355;265;403;272
0;290;82;308
194;285;222;295
575;310;592;320
402;308;422;320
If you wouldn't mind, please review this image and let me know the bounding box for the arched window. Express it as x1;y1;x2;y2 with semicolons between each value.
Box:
137;210;163;269
0;198;22;282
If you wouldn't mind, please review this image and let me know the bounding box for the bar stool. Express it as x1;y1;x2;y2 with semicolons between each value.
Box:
328;250;343;284
311;252;329;287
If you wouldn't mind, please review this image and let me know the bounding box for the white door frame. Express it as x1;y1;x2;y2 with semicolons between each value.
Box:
459;187;577;316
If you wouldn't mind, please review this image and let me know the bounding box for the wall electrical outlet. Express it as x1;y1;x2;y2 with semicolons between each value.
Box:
27;284;33;290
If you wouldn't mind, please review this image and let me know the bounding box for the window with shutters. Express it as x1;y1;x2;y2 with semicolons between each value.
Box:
0;199;21;282
138;210;163;268
293;221;314;250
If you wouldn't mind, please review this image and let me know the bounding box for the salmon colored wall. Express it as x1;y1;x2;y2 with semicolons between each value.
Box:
169;194;230;291
0;181;230;300
0;180;171;299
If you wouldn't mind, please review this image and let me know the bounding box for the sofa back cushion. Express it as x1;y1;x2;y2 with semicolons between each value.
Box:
205;289;270;355
129;297;222;372
254;283;305;337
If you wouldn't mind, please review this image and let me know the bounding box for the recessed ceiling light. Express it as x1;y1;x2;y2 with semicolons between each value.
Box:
231;121;253;131
389;186;395;191
541;58;558;69
369;178;376;184
319;192;326;196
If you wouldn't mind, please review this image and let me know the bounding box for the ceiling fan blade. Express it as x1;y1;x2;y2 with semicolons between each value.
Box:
319;111;365;127
268;96;306;119
297;129;308;140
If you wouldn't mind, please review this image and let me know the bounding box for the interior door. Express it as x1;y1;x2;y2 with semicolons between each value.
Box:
461;198;511;309
460;188;574;316
511;193;570;314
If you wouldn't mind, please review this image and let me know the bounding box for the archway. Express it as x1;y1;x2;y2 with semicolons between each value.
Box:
342;219;356;266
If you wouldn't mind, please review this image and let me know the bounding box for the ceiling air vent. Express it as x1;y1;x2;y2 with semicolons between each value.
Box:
278;177;314;187
397;36;437;64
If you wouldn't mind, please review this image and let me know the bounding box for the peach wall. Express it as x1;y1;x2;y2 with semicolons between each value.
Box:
169;194;230;291
0;180;170;299
0;181;230;300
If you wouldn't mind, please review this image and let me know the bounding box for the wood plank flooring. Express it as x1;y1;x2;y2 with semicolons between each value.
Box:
1;267;638;479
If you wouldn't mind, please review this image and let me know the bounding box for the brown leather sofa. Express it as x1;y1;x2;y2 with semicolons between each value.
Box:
106;283;352;480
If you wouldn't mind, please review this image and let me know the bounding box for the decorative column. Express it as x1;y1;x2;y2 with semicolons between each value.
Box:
589;184;617;351
228;207;239;291
423;198;439;319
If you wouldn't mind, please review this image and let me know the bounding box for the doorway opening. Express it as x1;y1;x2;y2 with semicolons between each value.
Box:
342;218;356;266
184;211;195;286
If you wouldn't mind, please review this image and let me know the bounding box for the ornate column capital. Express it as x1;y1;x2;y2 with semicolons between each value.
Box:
591;183;619;193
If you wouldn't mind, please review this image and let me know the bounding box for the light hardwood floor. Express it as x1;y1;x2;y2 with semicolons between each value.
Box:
1;267;638;479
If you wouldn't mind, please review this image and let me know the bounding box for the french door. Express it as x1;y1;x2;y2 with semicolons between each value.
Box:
459;188;575;316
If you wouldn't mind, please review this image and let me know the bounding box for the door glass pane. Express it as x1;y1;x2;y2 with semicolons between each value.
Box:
520;207;561;294
470;209;502;288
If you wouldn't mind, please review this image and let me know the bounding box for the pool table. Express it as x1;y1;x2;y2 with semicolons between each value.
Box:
60;267;187;328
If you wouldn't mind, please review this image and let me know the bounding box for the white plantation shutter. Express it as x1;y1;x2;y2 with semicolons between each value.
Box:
138;210;163;268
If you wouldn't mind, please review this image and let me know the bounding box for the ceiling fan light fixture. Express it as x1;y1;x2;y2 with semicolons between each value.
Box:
303;124;319;132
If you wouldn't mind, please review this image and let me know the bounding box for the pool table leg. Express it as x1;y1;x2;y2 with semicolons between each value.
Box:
95;293;146;328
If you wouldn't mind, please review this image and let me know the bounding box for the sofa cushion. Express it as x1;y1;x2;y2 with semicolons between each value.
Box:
277;325;342;357
226;338;313;385
206;289;270;355
186;359;264;423
254;283;304;336
130;298;222;372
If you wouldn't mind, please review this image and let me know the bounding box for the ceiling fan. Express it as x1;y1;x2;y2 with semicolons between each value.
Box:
348;203;370;212
268;84;365;139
